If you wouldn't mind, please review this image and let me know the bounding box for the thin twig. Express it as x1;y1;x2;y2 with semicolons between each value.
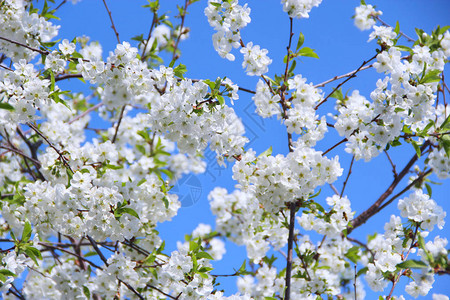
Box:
39;242;102;269
341;156;355;197
68;103;103;124
377;169;432;213
348;141;430;234
141;12;159;61
384;150;398;178
146;284;178;300
374;15;415;42
102;0;121;44
26;122;73;174
112;105;126;143
119;279;145;300
315;54;378;110
0;145;42;168
55;73;83;82
87;235;108;265
171;0;189;63
386;223;420;300
55;0;68;11
322;137;347;156
0;36;49;55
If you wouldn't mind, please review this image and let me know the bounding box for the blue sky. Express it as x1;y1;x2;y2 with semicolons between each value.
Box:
50;0;450;298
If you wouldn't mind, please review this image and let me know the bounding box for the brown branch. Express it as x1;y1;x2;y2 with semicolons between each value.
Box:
112;105;126;143
171;0;190;63
341;156;355;197
0;145;42;168
377;169;432;213
87;235;108;265
283;18;294;83
0;36;49;56
374;15;415;42
119;279;145;300
26;122;73;174
54;73;83;82
146;284;178;300
348;141;430;234
322;137;347;156
284;201;296;300
315;54;378;110
384;150;398;178
68;102;103;124
102;0;121;44
314;65;373;88
141;12;159;61
386;223;420;300
39;242;102;269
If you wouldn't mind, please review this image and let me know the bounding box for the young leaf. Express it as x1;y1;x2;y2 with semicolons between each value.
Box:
21;221;32;242
296;32;305;51
0;103;15;111
397;259;428;269
298;47;319;59
174;64;187;78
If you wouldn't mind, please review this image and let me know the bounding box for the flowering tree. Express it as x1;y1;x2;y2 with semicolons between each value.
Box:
0;0;449;299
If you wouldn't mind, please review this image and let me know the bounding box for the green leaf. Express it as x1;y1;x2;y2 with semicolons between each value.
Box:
21;221;32;242
394;21;400;35
115;207;140;220
411;140;421;158
330;88;343;101
397;259;428;269
173;64;187;78
440;114;450;130
162;196;169;209
197;251;213;260
189;240;199;252
24;246;41;265
131;34;144;42
420;69;441;84
216;95;225;105
258;146;273;158
394;45;412;53
425;183;432;197
198;267;213;273
0;103;14;111
298;47;319;59
0;269;16;277
344;246;360;264
357;266;368;277
441;134;450;157
83;286;91;299
296;32;305;51
288;60;296;75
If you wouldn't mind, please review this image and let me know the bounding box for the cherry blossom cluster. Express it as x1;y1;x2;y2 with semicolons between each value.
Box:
231;145;342;213
205;0;272;76
253;74;328;146
204;0;251;61
280;0;322;19
354;3;381;31
0;0;449;299
0;60;51;124
0;0;59;62
297;194;354;237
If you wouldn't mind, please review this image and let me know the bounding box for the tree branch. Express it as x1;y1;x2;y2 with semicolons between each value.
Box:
348;141;430;234
102;0;121;44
